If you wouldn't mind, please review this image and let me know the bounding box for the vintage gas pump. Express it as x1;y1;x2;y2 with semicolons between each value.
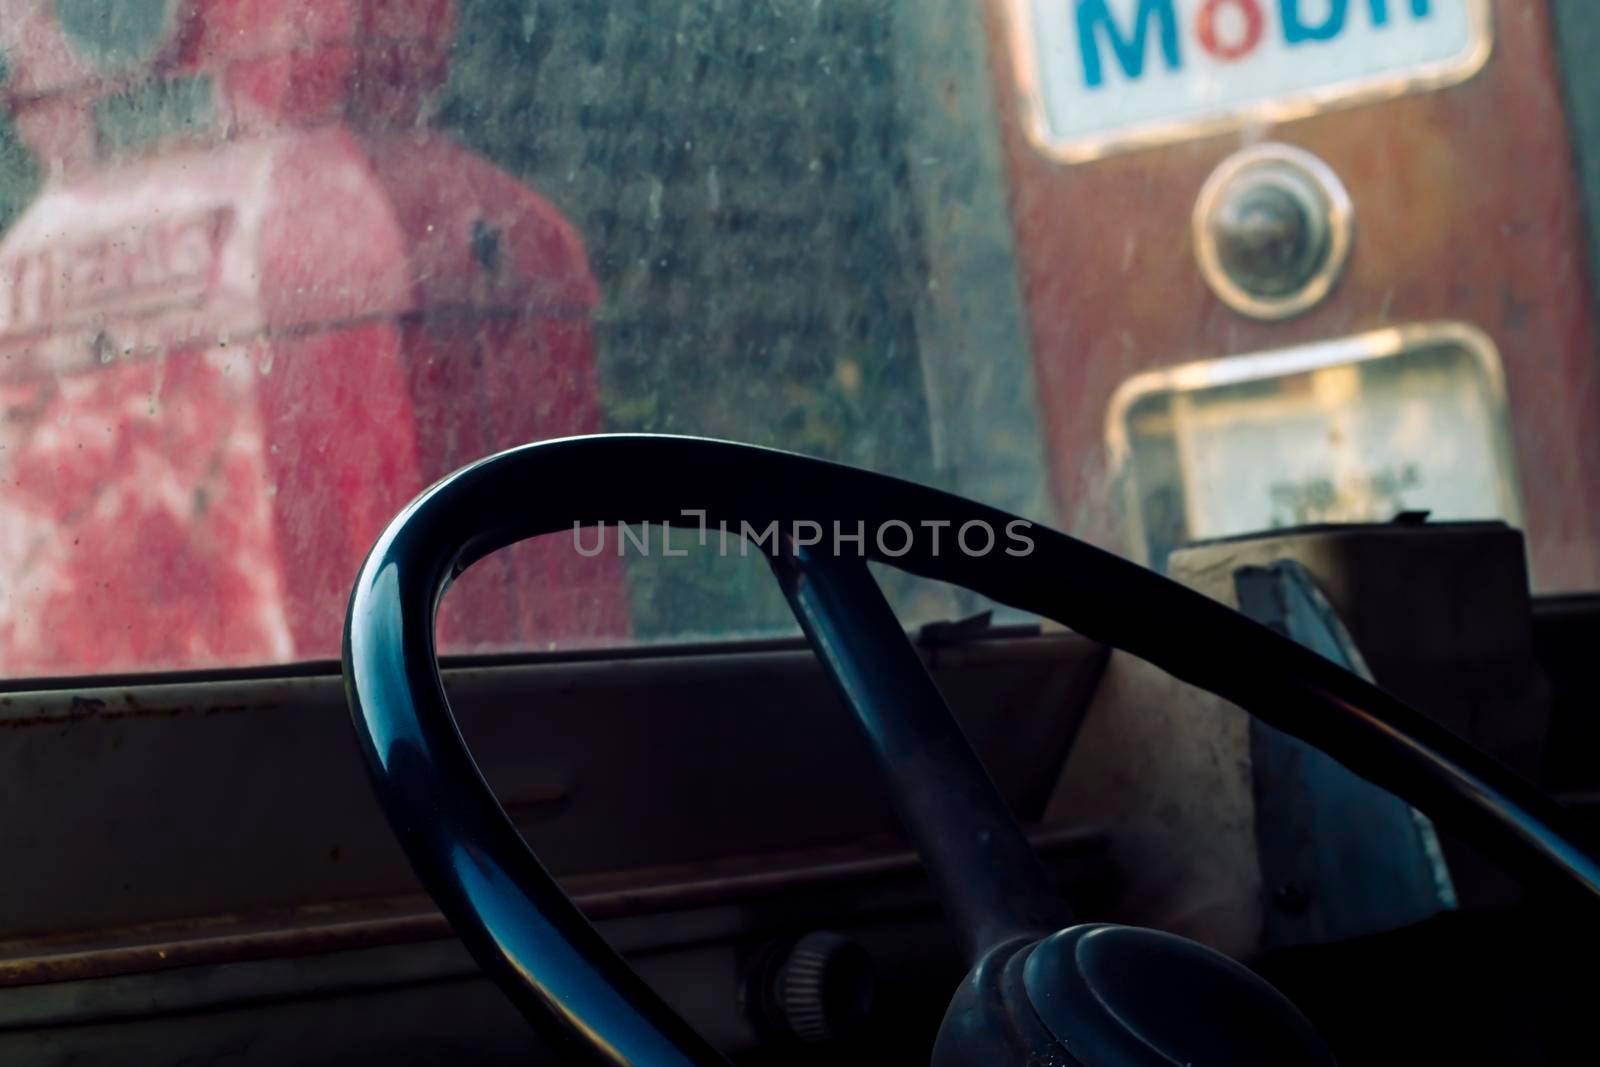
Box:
994;0;1598;956
991;0;1600;588
0;0;629;675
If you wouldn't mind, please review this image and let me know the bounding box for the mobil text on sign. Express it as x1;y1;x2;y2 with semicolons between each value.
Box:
1015;0;1489;159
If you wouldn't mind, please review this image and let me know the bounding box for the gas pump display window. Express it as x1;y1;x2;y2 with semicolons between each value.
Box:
0;0;1597;680
1108;323;1523;570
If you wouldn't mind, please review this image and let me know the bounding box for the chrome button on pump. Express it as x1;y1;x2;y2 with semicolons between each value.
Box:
1194;144;1353;320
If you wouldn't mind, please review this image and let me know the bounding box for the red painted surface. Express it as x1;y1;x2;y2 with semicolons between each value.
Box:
0;1;629;676
987;0;1600;590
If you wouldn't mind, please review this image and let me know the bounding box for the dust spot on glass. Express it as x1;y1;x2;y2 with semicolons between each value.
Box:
471;219;503;274
646;177;664;229
705;165;721;212
835;359;863;396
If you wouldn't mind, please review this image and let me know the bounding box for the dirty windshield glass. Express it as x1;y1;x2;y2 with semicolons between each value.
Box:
0;0;1597;677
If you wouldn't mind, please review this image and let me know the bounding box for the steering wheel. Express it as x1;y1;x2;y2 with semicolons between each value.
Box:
343;434;1600;1066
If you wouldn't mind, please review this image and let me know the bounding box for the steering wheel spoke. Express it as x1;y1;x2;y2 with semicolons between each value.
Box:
770;542;1070;964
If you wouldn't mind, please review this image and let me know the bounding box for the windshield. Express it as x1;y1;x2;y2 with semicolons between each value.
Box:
0;0;1596;679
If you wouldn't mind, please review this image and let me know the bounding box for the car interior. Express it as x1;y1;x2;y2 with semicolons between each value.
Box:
2;1;1599;1064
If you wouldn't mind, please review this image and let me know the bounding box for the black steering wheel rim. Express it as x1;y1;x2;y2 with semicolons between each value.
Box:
343;433;1600;1066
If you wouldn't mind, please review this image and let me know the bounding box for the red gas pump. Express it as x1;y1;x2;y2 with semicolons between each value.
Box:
0;0;630;676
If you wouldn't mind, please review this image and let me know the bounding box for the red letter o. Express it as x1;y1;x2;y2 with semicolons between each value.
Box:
1197;0;1265;62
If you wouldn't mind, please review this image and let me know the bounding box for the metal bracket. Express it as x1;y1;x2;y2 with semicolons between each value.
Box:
1236;559;1457;951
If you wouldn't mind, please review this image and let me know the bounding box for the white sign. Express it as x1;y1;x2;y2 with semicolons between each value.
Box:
1010;0;1491;161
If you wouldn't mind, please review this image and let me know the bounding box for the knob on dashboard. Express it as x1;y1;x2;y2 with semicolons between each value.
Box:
748;931;876;1044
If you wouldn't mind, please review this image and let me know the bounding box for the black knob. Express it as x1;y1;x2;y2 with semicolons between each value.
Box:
1026;925;1335;1063
932;926;1337;1067
1210;169;1330;299
750;931;875;1044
